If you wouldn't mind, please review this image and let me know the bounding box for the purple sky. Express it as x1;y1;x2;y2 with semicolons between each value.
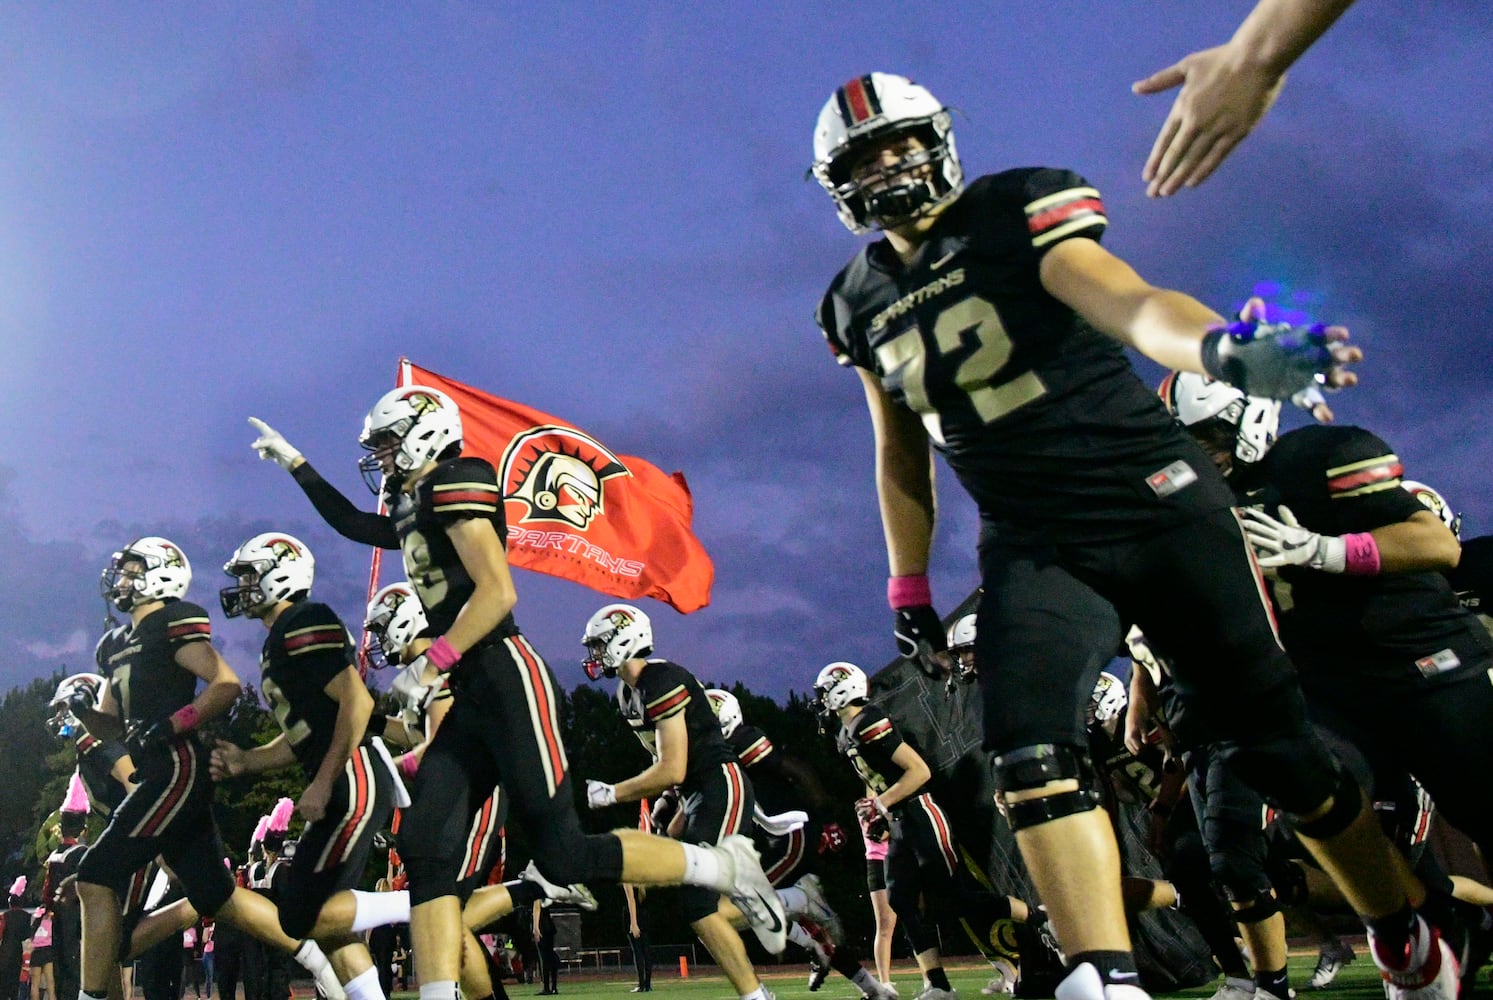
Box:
3;3;1489;700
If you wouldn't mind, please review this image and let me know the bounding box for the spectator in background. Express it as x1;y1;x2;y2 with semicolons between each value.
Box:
621;885;650;993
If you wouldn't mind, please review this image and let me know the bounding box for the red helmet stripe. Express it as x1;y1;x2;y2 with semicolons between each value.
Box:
837;75;882;126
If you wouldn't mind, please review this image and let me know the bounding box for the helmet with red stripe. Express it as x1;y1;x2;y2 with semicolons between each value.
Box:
582;604;653;680
221;532;315;619
1158;370;1280;472
357;385;463;493
364;581;429;669
812;73;962;234
100;537;191;612
705;688;744;738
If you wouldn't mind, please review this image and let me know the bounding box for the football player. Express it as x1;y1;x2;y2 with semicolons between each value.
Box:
1166;372;1493;981
816;662;1042;1000
248;389;785;1000
581;603;778;1000
363;581;589;1000
211;532;403;1000
76;539;352;1000
808;72;1445;1000
705;687;893;1000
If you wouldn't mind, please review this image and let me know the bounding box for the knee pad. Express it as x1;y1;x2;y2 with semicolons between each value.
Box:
992;744;1101;831
1216;693;1342;815
1218;885;1279;925
1291;769;1363;841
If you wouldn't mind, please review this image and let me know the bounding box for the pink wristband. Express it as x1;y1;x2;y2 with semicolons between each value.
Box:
887;574;932;610
171;704;201;732
399;753;420;780
427;635;460;672
1342;532;1381;576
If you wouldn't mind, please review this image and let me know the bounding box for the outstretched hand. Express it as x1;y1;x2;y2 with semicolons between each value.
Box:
248;417;303;471
1135;44;1286;197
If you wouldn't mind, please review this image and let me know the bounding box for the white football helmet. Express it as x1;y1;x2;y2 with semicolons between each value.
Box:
946;612;978;683
811;73;963;234
582;604;653;680
100;537;192;612
364;581;429;669
1158;370;1280;467
357;385;463;492
1090;671;1128;725
220;533;315;618
705;688;743;738
814;661;868;713
1403;480;1462;539
49;673;105;738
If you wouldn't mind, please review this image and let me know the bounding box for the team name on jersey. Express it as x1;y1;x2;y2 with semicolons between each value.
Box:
107;642;142;666
869;269;965;332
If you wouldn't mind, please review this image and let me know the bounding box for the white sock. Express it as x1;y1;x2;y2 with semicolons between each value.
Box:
852;969;879;991
787;923;815;950
679;843;728;893
777;886;808;919
294;940;330;975
343;967;386;1000
350;889;411;933
419;983;459;1000
740;988;768;1000
1055;963;1106;1000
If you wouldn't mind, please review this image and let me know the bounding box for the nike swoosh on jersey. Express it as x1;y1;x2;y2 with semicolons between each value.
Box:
930;249;958;270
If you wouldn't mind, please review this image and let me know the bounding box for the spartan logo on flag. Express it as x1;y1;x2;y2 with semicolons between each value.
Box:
500;425;630;531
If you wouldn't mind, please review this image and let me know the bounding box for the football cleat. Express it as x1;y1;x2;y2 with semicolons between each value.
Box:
1371;920;1460;1000
981;959;1018;996
716;834;787;954
520;860;599;911
795;873;845;942
1308;939;1356;989
808;958;830;992
1207;979;1256;1000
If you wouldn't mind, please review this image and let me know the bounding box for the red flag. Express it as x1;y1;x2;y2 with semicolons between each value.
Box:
400;360;714;613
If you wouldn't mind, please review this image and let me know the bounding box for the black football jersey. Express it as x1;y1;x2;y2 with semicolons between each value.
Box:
835;703;906;797
615;660;737;791
97;599;212;725
74;733;129;817
388;457;516;638
817;169;1235;544
1260;425;1493;685
1447;534;1493;617
260;601;360;777
727;724;793;814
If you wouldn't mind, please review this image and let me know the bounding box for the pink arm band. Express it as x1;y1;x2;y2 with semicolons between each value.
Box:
399;754;420;780
171;704;201;732
887;574;932;610
427;635;460;672
1342;532;1381;576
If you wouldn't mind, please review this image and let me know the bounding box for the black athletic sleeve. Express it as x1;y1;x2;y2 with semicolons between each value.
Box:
291;462;400;549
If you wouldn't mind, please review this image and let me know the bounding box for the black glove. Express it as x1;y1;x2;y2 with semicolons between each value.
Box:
894;605;947;677
126;718;176;757
1200;319;1336;399
372;831;395;852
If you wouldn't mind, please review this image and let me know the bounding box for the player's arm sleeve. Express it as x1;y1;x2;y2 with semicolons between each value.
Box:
815;286;870;370
642;673;691;725
855;707;907;757
1320;429;1426;532
284;605;354;687
291;462;400;549
428;459;504;529
166;603;215;650
1011;168;1108;260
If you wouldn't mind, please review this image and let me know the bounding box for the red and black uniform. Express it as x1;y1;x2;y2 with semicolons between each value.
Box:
835;704;958;955
258;600;395;938
816;168;1339;816
80;600;235;917
291;458;624;903
727;724;818;886
1258;425;1493;854
617;661;749;922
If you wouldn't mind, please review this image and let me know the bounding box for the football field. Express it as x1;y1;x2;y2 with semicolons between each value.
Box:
389;949;1404;1000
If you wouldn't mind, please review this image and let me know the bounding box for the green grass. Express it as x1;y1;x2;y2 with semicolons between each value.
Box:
389;947;1401;1000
